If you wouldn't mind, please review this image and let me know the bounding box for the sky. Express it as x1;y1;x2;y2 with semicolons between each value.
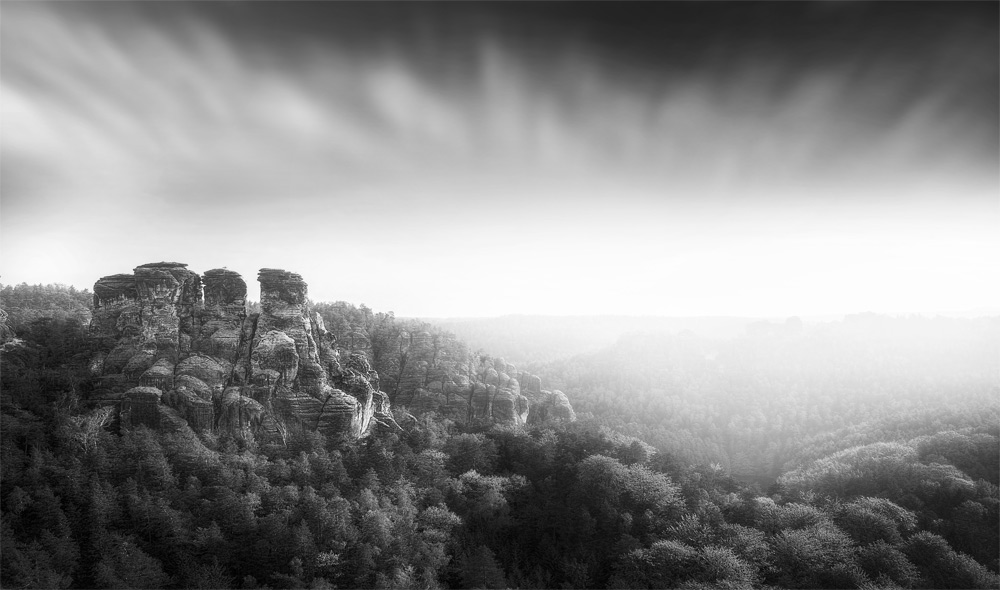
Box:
2;2;998;318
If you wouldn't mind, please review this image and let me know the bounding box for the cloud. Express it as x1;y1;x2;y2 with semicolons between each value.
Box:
1;2;996;315
3;2;995;212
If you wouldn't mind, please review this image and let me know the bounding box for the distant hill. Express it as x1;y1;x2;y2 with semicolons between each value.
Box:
422;315;762;366
533;313;1000;474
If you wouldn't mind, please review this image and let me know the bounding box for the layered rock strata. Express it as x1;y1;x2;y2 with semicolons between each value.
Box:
396;359;573;427
91;263;391;442
199;269;246;362
518;373;577;425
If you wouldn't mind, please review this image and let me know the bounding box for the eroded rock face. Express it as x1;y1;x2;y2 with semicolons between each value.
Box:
528;390;577;425
139;263;201;357
175;374;212;401
92;274;141;343
140;359;174;390
492;388;530;425
251;330;299;386
255;269;328;394
93;263;201;362
519;373;542;396
167;389;213;432
200;269;246;362
396;357;568;427
91;264;391;442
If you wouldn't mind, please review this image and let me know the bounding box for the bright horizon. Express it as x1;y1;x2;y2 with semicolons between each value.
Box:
3;3;998;319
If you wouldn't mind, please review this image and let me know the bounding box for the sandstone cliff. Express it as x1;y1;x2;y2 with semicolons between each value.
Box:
396;356;574;427
90;263;394;442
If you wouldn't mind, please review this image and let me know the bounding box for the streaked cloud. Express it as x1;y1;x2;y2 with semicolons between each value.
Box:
2;2;996;316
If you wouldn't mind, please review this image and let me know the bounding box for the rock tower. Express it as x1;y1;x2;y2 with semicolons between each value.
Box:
90;263;394;441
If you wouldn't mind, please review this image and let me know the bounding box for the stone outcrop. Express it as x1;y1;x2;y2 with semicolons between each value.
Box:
529;389;577;424
492;388;530;424
166;388;214;431
175;374;212;400
391;357;574;427
89;263;198;362
518;373;577;425
91;263;393;442
140;359;174;390
519;373;542;397
91;274;140;341
176;354;229;388
199;269;246;362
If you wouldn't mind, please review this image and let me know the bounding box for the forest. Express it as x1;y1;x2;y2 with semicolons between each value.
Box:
1;283;998;589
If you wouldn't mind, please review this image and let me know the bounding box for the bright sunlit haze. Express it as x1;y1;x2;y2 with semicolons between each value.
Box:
2;3;997;318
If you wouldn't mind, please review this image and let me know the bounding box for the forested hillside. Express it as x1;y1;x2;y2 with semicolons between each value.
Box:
535;315;999;477
2;296;998;589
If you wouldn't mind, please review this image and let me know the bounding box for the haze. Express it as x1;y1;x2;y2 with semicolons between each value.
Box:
2;2;997;318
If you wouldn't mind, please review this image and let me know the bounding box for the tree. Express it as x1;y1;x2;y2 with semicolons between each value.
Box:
610;540;700;589
768;522;863;589
901;531;1000;589
93;534;173;589
856;540;920;588
460;545;506;589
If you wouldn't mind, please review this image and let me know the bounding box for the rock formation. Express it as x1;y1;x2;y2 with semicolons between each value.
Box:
90;263;395;442
394;359;573;427
199;268;246;362
518;373;577;425
527;389;577;424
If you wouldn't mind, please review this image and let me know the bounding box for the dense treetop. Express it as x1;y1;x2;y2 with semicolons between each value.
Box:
0;283;93;330
1;295;997;589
